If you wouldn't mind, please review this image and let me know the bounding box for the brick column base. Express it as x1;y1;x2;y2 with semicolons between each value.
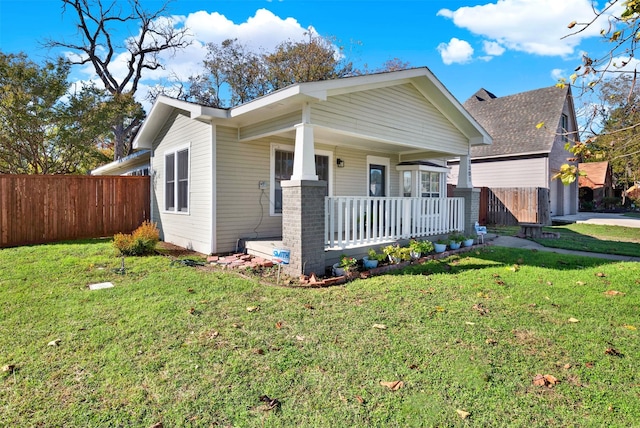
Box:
453;187;480;235
281;180;326;276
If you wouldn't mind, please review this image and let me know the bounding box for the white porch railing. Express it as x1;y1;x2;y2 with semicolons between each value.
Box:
325;196;465;250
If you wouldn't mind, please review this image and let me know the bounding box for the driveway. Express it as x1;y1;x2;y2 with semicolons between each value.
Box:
552;212;640;229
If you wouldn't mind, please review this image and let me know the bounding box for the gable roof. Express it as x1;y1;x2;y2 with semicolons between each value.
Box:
134;67;491;150
578;161;610;188
463;85;571;159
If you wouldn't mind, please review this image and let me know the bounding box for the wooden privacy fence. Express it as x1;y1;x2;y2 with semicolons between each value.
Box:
0;175;150;248
479;187;550;226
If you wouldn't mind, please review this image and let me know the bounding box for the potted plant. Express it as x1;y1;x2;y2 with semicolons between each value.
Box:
434;239;447;253
409;239;434;259
449;232;464;250
333;254;357;276
462;234;475;247
382;245;411;264
363;248;384;269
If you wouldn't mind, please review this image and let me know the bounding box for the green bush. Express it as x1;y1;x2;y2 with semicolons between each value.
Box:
113;221;159;256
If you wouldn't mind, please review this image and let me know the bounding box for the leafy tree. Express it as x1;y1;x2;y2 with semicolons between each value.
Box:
152;33;398;109
584;75;640;194
557;0;640;184
263;33;354;90
47;0;189;159
0;52;110;174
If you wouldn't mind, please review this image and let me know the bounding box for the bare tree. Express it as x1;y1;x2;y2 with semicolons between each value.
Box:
48;0;190;159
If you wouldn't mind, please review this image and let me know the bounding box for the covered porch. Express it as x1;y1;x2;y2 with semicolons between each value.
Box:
233;69;490;275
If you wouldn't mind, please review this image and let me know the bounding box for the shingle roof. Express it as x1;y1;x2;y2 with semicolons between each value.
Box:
464;85;570;158
578;161;609;188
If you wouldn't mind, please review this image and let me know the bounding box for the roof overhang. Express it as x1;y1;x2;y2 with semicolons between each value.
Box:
134;67;492;151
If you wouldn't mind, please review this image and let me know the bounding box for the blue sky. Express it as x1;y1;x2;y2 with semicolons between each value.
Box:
0;0;631;107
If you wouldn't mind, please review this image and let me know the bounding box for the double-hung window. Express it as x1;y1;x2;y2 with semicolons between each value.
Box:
271;144;331;215
165;147;189;213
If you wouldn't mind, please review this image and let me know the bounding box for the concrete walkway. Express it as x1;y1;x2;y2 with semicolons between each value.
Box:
488;234;640;262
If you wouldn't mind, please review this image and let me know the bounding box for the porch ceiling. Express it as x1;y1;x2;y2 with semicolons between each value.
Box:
245;125;468;158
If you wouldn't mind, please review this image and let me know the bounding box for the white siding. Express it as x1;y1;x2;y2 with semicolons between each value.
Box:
448;157;548;188
151;111;213;254
214;132;402;252
312;83;469;155
215;128;288;253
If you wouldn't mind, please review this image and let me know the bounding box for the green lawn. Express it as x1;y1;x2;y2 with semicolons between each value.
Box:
1;240;639;427
489;223;640;257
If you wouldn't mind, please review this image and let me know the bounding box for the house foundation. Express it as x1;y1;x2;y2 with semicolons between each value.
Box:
281;179;327;276
453;187;480;235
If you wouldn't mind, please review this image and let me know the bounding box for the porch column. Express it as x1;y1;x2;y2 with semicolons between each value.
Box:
457;154;473;188
281;179;326;276
453;187;480;236
291;104;318;181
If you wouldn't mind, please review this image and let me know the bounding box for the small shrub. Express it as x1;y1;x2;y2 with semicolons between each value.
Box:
113;221;159;256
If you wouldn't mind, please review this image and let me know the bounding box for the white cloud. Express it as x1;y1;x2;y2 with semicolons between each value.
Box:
483;41;505;56
67;9;316;106
551;68;565;81
437;38;474;65
437;0;615;57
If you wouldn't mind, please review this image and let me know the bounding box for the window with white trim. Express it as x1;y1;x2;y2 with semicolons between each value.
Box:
420;171;441;197
165;147;189;212
270;144;332;215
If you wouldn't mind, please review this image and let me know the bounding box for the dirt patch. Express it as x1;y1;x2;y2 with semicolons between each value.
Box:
155;241;205;259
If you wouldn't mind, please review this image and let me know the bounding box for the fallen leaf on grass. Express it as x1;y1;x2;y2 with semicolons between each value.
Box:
472;303;490;315
246;306;260;312
187;288;194;293
303;304;315;310
47;339;61;347
563;363;572;369
2;364;16;374
585;362;594;368
435;306;445;312
485;338;497;345
456;409;471;419
149;423;163;428
275;321;283;329
568;317;579;323
373;324;387;330
604;290;625;296
506;264;520;272
576;281;585;286
258;395;281;411
380;380;404;391
465;321;476;325
355;395;365;404
605;347;624;357
252;348;265;355
595;272;606;278
623;325;637;331
533;374;560;387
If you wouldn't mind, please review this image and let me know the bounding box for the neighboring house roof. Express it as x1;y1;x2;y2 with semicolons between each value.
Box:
133;67;492;150
578;161;609;189
463;85;572;159
91;149;150;176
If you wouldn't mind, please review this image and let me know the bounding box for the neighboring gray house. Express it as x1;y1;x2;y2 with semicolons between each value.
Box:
131;68;491;275
448;85;579;218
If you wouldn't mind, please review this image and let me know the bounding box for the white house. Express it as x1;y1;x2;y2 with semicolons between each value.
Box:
132;68;491;275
